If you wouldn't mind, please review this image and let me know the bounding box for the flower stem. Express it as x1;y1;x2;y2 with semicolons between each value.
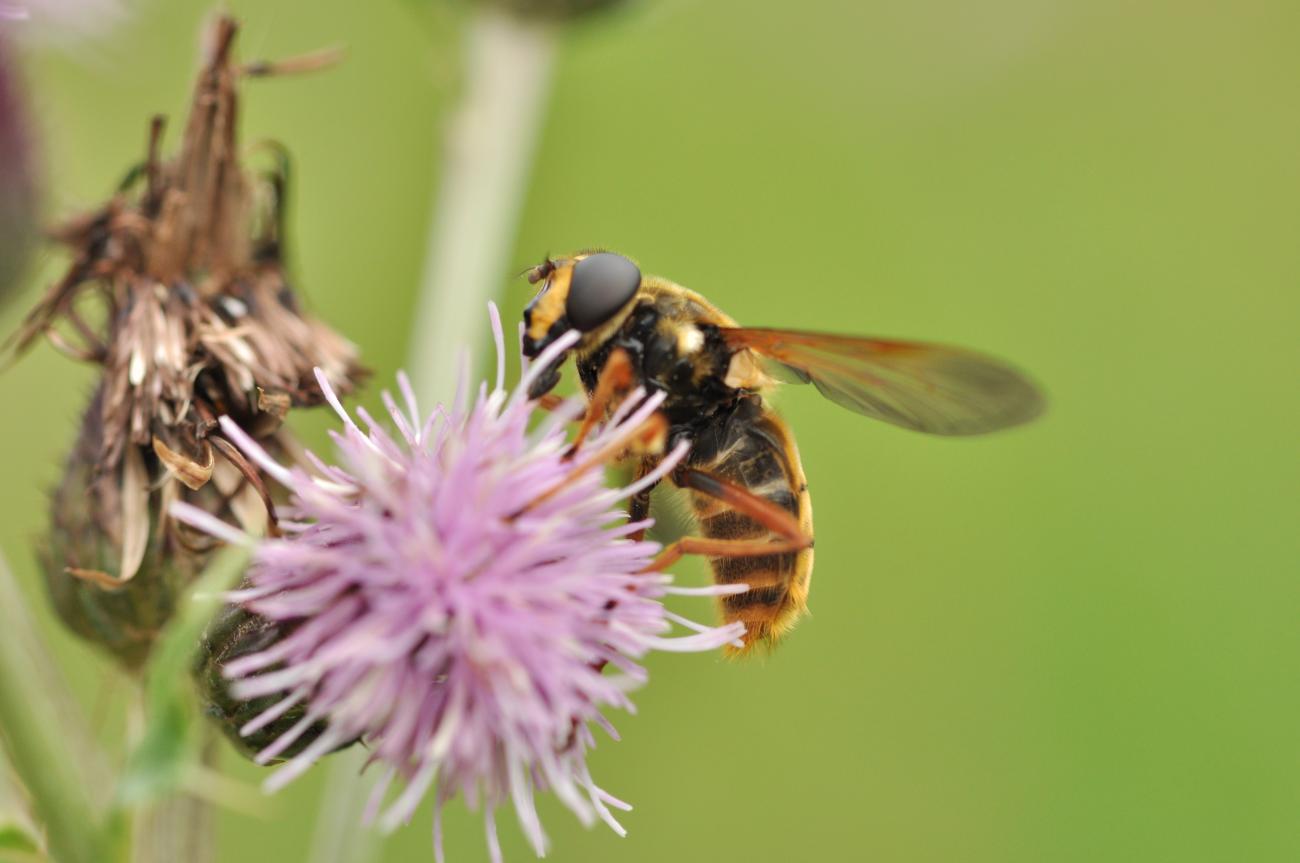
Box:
129;791;214;863
307;748;383;863
0;750;43;855
0;551;110;863
124;691;215;863
405;5;560;408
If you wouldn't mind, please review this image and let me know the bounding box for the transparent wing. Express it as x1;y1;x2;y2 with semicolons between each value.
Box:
722;327;1044;436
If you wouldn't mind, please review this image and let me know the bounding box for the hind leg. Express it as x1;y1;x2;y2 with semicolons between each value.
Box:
643;466;811;572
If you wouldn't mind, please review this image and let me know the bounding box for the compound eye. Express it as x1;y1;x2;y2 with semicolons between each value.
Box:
565;252;641;332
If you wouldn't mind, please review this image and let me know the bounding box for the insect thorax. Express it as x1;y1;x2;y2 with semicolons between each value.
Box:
577;296;741;432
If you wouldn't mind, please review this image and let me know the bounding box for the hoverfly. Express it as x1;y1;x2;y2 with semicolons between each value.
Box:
522;251;1043;653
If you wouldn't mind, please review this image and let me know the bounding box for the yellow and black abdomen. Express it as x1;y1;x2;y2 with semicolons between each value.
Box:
685;397;813;652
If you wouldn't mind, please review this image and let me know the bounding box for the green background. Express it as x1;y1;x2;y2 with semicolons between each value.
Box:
2;0;1297;860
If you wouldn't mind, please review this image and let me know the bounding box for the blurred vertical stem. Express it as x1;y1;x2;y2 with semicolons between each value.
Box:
309;7;560;862
0;551;110;863
123;547;253;863
405;5;559;409
306;750;384;863
126;688;214;863
130;792;213;863
0;749;42;854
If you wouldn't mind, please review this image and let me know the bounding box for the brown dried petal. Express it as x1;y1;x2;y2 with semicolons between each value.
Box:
255;388;290;422
152;435;214;491
118;442;149;583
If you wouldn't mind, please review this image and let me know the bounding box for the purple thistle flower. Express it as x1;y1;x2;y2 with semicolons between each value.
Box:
0;0;128;43
174;305;745;862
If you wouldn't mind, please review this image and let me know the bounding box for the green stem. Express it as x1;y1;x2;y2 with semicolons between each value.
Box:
405;5;560;409
0;747;44;857
129;787;214;863
0;552;110;863
306;748;382;863
119;546;251;863
122;691;214;863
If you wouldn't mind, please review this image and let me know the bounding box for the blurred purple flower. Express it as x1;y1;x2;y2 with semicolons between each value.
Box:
0;36;36;304
175;306;745;862
0;0;131;303
0;0;127;43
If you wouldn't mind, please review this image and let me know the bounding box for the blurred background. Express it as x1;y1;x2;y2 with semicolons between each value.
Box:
1;0;1297;861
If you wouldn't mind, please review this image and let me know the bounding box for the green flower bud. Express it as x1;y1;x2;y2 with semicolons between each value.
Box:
191;602;357;762
44;388;206;669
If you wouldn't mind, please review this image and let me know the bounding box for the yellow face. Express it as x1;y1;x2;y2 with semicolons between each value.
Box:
521;251;644;359
521;255;574;356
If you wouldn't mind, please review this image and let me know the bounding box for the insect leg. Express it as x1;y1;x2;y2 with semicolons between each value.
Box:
532;393;565;413
564;347;636;459
514;411;666;518
643;467;812;572
675;466;807;541
626;457;660;542
644;535;810;573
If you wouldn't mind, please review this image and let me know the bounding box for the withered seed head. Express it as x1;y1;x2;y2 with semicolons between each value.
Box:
11;16;363;475
10;16;365;665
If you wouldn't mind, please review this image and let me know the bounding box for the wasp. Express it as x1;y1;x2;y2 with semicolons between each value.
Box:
522;251;1043;653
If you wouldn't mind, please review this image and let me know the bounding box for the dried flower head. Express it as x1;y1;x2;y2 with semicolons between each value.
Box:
11;17;360;477
176;307;745;862
6;16;362;665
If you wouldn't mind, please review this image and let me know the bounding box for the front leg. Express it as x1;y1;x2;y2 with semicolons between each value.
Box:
626;457;660;542
565;347;636;459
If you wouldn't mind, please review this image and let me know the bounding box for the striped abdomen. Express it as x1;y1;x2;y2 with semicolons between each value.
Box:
685;398;813;652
